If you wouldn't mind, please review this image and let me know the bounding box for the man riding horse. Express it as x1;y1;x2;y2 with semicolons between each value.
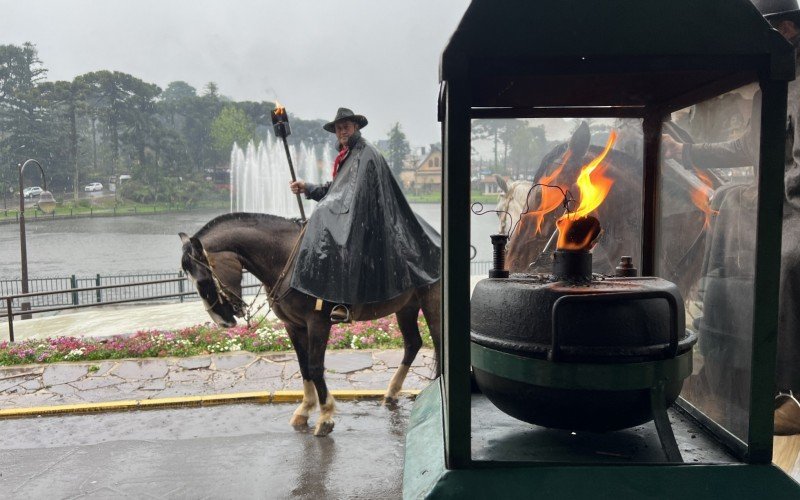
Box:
290;107;441;323
180;108;441;436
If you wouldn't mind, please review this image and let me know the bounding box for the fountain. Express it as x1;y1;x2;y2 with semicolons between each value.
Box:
230;136;331;217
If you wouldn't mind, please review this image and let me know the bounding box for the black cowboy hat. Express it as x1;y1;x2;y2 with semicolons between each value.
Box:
753;0;800;24
323;107;368;133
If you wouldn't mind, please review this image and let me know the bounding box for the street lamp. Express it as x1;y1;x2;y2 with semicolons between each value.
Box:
17;159;56;319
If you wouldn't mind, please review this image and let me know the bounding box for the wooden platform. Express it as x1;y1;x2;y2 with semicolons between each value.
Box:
774;435;800;480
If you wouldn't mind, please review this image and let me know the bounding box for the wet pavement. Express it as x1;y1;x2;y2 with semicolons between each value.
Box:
0;399;412;498
0;348;436;411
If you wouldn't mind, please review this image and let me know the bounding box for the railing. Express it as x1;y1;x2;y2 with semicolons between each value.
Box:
1;262;493;342
0;203;192;224
0;272;262;310
0;276;263;342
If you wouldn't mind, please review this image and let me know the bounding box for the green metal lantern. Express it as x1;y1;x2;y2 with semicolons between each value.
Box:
404;0;800;497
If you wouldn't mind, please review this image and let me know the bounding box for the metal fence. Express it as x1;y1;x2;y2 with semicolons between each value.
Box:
1;262;494;341
1;261;493;312
0;271;262;312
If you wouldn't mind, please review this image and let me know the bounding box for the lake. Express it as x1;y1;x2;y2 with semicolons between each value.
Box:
0;203;502;279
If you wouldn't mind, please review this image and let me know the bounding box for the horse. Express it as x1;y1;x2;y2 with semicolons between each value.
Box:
179;212;441;437
495;122;713;298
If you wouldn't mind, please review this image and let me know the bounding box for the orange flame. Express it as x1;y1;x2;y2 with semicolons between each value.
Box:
273;100;285;116
556;130;617;251
514;152;570;237
691;168;717;229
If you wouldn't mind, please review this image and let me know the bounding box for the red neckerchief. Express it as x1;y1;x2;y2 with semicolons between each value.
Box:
332;146;349;179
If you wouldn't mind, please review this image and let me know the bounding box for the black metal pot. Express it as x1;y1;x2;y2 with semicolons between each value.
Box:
470;273;696;432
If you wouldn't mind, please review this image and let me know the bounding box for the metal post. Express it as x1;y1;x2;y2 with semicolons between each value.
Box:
71;275;79;305
747;78;789;462
17;159;50;320
6;298;14;342
96;274;101;303
179;270;185;303
641;111;664;276
443;77;473;469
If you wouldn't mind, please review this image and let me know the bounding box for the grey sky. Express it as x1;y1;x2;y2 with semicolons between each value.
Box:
2;0;470;146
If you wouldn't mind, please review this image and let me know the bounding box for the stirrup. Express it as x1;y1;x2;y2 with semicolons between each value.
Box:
330;304;351;324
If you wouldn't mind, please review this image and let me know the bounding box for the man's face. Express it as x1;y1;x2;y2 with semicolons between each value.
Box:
335;120;357;147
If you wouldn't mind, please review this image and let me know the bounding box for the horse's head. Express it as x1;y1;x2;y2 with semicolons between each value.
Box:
179;232;245;328
496;178;535;235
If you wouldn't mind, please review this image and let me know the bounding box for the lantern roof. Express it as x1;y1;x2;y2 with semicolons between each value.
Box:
441;0;795;108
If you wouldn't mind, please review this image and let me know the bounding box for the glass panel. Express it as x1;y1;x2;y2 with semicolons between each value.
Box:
659;83;760;441
470;118;643;276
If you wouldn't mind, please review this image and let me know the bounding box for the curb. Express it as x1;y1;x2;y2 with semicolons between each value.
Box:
0;389;421;419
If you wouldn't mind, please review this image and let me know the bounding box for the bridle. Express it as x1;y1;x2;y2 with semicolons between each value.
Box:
187;251;250;317
185;221;308;326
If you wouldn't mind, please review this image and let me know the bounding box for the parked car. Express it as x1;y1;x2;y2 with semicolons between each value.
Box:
23;186;43;198
84;182;103;192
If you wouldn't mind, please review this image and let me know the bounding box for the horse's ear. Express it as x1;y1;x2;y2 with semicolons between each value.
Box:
568;121;591;163
179;232;190;245
496;175;508;194
189;236;204;255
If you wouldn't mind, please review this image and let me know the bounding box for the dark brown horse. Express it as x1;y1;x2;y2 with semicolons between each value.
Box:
179;213;440;436
497;123;713;298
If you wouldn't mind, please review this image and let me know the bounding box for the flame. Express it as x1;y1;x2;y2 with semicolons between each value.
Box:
556;130;617;251
514;152;570;237
273;100;285;116
691;168;717;229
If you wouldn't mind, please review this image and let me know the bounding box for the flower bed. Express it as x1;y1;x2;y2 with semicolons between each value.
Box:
0;315;433;366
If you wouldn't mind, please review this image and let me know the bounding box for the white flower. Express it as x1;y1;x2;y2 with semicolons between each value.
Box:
65;348;85;360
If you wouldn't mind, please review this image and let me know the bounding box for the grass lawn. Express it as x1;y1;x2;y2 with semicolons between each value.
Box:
0;198;229;223
405;191;501;205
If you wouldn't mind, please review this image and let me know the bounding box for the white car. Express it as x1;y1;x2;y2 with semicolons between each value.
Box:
84;182;103;192
23;186;43;198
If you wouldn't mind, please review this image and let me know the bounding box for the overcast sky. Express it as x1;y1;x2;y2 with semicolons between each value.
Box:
2;0;471;146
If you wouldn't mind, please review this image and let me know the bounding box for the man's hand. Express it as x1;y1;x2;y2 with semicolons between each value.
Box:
662;134;684;160
290;180;306;194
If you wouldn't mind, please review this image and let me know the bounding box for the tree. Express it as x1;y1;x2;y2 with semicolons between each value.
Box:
472;119;503;172
210;106;255;160
159;81;196;127
77;71;161;180
37;78;89;199
386;122;410;179
0;43;49;171
288;115;333;160
507;124;549;180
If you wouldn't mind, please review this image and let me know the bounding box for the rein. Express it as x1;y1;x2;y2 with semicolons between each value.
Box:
187;221;307;327
267;222;308;306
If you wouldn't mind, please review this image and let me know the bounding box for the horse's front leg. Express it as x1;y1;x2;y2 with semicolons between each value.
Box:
308;319;335;437
285;325;317;428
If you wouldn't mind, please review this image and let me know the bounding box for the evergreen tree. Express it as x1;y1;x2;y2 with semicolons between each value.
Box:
386;122;410;180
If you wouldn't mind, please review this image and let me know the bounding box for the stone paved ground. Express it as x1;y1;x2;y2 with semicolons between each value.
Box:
0;348;436;409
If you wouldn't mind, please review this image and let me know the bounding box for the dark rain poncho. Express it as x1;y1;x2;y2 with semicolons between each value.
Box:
290;133;440;305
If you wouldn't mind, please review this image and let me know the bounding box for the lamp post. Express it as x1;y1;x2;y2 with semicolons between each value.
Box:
17;159;56;319
3;144;25;211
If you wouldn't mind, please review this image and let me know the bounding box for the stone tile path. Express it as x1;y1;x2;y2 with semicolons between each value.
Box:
0;348;436;409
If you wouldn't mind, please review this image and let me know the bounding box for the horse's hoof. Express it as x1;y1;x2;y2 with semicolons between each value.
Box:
314;420;335;437
382;396;400;409
290;414;309;428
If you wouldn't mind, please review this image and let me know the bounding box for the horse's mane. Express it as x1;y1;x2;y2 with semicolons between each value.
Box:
194;212;302;238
